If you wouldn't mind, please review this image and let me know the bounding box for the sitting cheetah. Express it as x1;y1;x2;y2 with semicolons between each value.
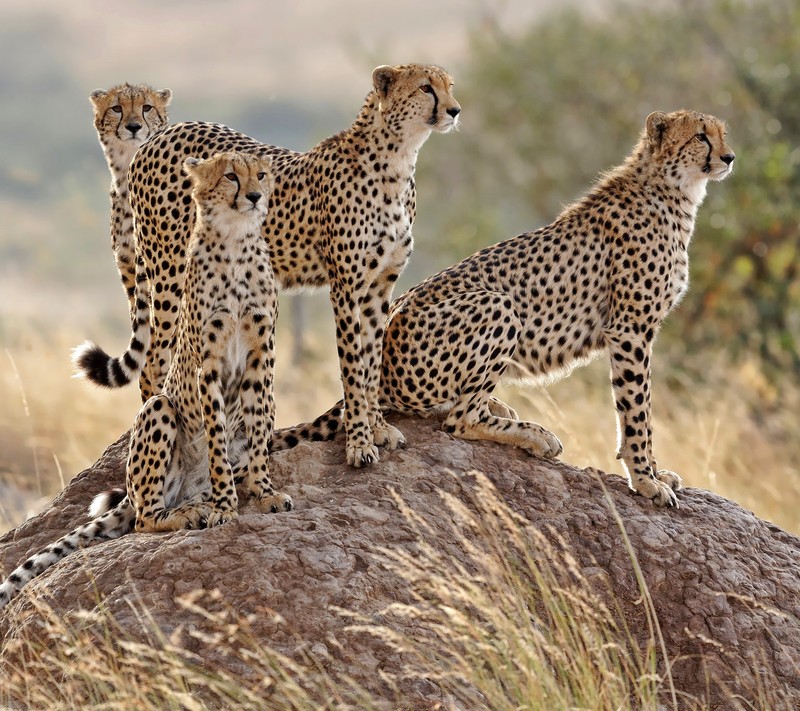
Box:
77;63;461;469
273;110;735;508
1;152;290;611
89;83;171;316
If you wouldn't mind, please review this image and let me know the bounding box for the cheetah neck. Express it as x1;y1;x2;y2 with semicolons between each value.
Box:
191;209;264;255
101;137;142;192
346;93;429;177
623;142;710;212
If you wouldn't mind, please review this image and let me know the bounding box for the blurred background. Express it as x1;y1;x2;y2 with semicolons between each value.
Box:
0;0;797;534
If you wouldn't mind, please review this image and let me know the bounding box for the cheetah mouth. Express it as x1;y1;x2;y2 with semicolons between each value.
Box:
120;131;145;144
437;116;459;133
238;203;265;215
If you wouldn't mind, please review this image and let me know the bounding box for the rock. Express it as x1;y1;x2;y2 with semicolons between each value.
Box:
1;415;798;709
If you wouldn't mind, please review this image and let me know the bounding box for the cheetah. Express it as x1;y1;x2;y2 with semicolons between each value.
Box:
272;110;735;508
89;83;171;315
1;152;291;611
76;63;461;469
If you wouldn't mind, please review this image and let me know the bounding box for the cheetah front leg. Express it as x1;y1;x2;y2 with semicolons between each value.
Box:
604;326;681;508
329;281;379;468
359;270;405;452
128;395;215;532
112;236;137;323
239;312;293;513
198;314;240;526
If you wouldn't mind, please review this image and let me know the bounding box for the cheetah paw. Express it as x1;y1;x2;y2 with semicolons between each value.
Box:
524;426;563;459
255;493;294;514
656;469;683;491
347;441;380;468
171;503;217;530
373;423;406;451
203;506;239;528
634;476;679;508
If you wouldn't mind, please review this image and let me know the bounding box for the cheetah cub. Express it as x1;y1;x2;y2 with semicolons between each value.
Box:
81;64;460;470
1;152;290;610
274;110;735;508
90;83;171;315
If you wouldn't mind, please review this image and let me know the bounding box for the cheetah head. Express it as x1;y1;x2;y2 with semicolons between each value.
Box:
90;83;171;153
372;63;461;138
646;110;735;197
184;152;275;229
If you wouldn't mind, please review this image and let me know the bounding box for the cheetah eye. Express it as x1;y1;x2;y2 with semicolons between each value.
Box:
420;84;434;95
695;132;708;142
257;172;267;180
142;104;153;112
111;106;123;114
225;172;238;182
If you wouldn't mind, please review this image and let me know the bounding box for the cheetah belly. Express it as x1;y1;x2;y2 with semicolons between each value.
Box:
505;301;608;386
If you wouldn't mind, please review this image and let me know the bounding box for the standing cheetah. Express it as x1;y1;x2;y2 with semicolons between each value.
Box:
79;64;461;470
273;110;735;508
89;83;171;316
1;152;290;611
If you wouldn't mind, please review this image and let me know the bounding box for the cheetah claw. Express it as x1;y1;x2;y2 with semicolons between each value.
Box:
634;476;680;508
347;443;380;468
205;507;239;528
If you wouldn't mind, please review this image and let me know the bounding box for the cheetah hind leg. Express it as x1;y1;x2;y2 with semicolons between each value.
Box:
128;395;224;533
447;405;563;459
384;291;561;458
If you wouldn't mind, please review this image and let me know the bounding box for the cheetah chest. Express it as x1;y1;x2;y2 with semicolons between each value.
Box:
366;183;415;275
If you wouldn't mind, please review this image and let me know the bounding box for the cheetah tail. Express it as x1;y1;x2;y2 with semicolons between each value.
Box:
72;253;151;389
0;494;134;611
270;400;345;451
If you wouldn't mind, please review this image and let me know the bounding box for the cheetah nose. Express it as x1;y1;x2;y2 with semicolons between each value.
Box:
721;153;735;165
126;122;141;136
245;192;262;205
447;107;461;118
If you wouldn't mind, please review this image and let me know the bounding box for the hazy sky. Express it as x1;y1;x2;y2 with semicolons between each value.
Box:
2;0;587;104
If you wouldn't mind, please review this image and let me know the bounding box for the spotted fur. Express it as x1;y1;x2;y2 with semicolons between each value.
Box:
82;64;460;468
273;110;735;508
90;83;171;317
1;152;291;610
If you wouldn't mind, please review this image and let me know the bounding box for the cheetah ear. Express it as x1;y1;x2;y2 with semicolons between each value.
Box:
258;155;274;174
646;111;669;149
183;157;206;181
372;65;398;99
89;89;109;107
157;88;173;106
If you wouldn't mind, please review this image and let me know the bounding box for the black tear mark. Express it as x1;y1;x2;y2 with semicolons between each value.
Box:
427;88;439;127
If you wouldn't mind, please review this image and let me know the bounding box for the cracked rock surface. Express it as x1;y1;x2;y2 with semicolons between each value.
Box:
1;415;798;709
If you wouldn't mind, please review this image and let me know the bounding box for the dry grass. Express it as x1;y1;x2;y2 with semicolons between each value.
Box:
0;590;372;710
0;475;787;710
345;474;670;710
1;321;798;536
